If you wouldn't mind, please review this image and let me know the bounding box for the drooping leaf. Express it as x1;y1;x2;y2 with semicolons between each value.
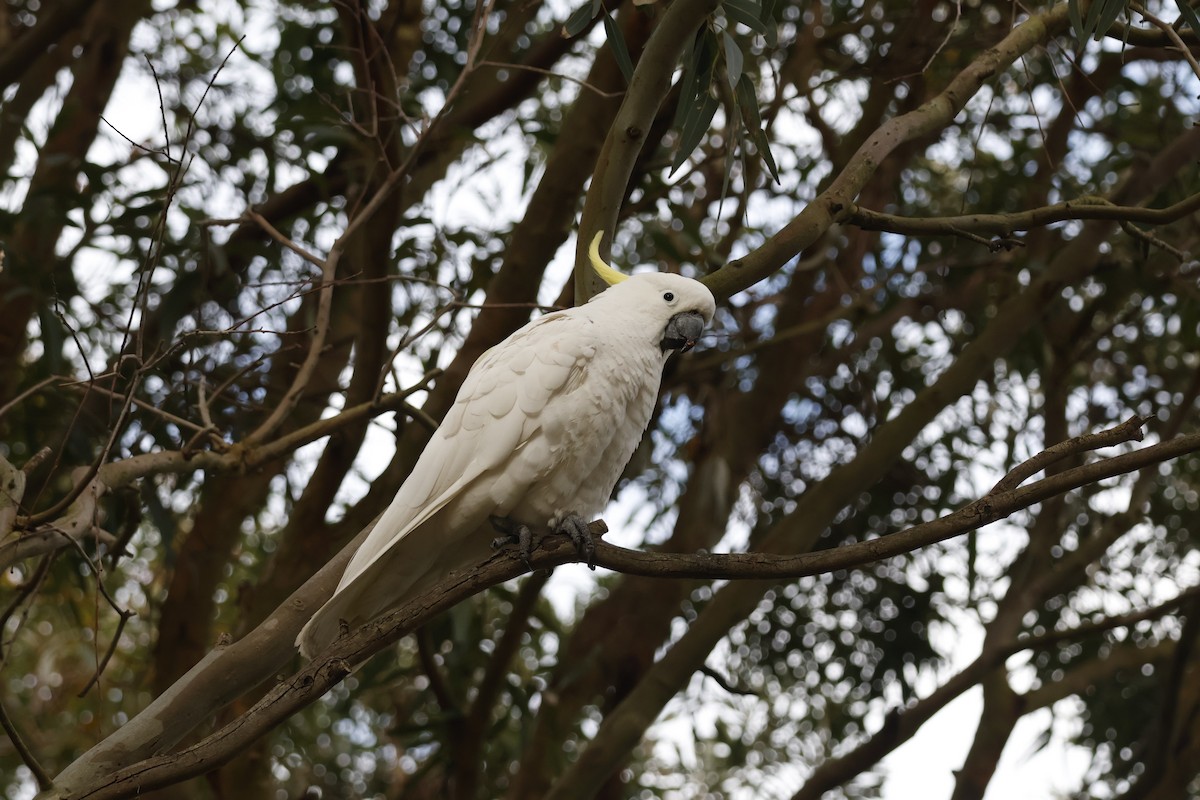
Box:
722;31;744;91
735;74;779;183
671;90;719;175
671;29;710;132
603;9;635;84
1068;0;1085;42
1175;0;1200;34
1076;0;1128;41
562;0;601;38
1092;0;1128;40
722;0;768;34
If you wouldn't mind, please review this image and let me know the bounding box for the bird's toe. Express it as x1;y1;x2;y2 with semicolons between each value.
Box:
490;515;534;569
556;512;595;570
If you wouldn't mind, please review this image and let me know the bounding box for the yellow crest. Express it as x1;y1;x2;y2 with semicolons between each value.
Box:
588;231;629;286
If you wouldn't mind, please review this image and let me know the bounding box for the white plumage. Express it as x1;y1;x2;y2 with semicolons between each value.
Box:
296;258;715;658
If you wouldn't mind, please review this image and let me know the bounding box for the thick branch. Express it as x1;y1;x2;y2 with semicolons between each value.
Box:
576;0;719;302
48;422;1200;799
47;516;380;796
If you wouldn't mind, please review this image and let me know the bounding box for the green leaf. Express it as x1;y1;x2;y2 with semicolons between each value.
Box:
735;74;779;183
717;124;740;217
671;90;719;175
1093;0;1127;40
734;74;762;129
603;10;635;84
722;0;768;34
1068;0;1085;42
671;29;702;129
761;0;780;46
562;0;600;38
722;31;744;91
1175;0;1200;33
671;28;714;132
1079;0;1127;41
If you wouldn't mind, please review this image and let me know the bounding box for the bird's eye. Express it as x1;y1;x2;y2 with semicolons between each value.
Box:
663;292;675;302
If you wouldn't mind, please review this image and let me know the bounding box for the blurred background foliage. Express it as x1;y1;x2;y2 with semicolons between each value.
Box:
1;0;1199;798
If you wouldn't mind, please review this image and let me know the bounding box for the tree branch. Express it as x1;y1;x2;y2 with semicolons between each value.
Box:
46;515;380;797
576;0;719;302
46;420;1200;799
845;191;1200;248
0;378;436;571
790;602;1190;800
0;694;53;789
706;2;1074;300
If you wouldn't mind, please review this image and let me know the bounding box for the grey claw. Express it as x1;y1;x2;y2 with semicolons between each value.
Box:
557;512;595;570
490;515;534;570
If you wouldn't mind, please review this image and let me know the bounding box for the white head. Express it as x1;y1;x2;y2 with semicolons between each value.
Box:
587;233;716;353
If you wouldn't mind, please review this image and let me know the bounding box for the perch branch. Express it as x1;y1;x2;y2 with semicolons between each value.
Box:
50;422;1200;800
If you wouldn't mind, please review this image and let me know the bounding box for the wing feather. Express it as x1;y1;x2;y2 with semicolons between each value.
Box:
331;311;591;592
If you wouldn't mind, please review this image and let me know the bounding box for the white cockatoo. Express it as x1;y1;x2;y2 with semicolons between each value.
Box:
296;234;716;658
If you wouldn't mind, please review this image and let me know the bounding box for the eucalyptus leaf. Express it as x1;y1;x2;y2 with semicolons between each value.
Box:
1093;0;1128;40
562;1;599;38
1068;0;1085;42
603;10;636;84
735;74;780;183
1079;0;1128;41
722;0;768;34
722;31;744;90
671;90;719;175
1175;0;1200;34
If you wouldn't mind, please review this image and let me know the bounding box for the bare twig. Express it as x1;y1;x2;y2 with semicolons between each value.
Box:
921;0;962;75
243;210;328;270
990;414;1146;493
241;236;337;446
21;447;54;475
700;665;759;697
77;609;136;698
0;379;439;571
1119;220;1189;261
0;376;59;420
1132;4;1200;82
846;191;1200;243
0;553;55;663
0;695;52;790
59;379;209;434
477;59;625;98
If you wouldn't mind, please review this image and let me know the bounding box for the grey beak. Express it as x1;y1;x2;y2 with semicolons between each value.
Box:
661;311;706;353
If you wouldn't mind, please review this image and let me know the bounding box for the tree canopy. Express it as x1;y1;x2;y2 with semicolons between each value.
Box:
1;1;1199;798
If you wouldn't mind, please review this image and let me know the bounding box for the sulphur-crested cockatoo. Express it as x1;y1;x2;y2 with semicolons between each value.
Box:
296;234;715;658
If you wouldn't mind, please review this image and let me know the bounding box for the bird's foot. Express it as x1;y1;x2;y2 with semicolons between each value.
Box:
555;512;595;570
490;515;534;569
